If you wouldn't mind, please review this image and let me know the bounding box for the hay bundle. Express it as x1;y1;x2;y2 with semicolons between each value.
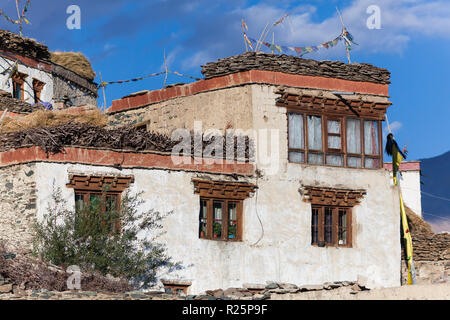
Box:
0;109;107;133
50;51;96;81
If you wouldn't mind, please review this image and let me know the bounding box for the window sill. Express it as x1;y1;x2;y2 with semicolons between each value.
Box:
288;161;382;170
311;244;352;248
199;237;242;242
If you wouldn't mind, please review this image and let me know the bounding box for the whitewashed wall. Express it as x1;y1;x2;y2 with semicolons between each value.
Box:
33;157;400;294
398;170;422;216
0;56;53;104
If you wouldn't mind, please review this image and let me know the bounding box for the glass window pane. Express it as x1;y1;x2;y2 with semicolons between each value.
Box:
308;153;323;164
324;208;333;244
346;119;361;154
311;208;319;244
289;151;304;163
308;116;322;151
288;113;304;149
75;193;84;212
365;158;381;169
347;156;362;168
327;120;340;134
89;194;101;210
199;200;208;238
327;136;341;149
106;195;117;212
338;209;347;245
326;154;343;166
13;82;21;100
106;195;119;232
213;201;223;239
364;120;379;155
228;203;237;239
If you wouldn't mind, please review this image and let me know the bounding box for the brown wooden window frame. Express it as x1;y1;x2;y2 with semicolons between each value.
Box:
32;79;45;104
310;205;352;248
199;197;243;241
193;179;257;242
303;185;366;248
287;112;383;169
12;72;27;101
161;280;192;295
74;190;122;234
67;175;135;235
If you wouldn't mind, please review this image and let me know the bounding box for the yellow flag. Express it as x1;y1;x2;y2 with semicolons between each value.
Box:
392;143;403;186
390;137;416;284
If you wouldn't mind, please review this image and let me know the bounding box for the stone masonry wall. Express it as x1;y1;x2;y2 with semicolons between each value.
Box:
0;163;37;253
53;75;98;108
108;86;254;134
400;208;449;284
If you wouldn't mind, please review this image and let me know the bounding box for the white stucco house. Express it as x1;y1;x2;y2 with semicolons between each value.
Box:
0;51;403;294
0;29;97;114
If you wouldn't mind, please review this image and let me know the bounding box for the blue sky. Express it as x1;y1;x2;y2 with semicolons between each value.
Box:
1;0;450;161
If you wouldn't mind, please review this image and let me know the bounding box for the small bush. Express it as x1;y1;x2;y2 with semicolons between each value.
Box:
33;186;182;290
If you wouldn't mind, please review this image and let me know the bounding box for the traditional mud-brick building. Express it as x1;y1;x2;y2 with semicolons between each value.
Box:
1;51;411;293
0;29;97;113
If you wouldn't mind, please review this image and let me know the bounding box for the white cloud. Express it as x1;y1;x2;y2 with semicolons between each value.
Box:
428;218;450;233
384;120;403;135
177;0;450;71
160;48;181;71
235;0;450;56
181;51;214;70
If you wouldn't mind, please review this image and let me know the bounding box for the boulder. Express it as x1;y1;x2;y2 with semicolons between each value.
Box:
0;283;13;294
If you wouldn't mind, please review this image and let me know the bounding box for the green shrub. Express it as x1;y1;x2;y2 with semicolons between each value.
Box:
33;185;182;289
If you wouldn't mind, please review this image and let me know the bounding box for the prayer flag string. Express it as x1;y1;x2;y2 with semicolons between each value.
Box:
98;70;202;89
247;29;357;57
0;0;31;26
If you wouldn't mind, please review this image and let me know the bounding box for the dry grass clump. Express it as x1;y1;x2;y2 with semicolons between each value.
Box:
0;109;107;133
50;51;96;80
0;242;132;293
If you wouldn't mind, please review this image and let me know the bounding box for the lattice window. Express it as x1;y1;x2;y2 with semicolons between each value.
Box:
303;186;366;248
67;174;134;234
32;79;45;103
12;72;27;101
193;179;257;242
280;92;386;169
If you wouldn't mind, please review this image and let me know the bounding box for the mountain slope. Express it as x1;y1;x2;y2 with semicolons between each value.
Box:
420;151;450;232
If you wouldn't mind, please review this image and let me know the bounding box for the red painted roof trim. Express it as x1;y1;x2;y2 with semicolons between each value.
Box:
0;146;254;175
107;70;390;114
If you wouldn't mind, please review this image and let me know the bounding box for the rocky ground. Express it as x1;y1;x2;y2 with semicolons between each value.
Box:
0;279;448;300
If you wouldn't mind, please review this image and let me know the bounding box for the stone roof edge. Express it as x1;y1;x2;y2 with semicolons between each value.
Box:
107;70;389;114
201;52;391;84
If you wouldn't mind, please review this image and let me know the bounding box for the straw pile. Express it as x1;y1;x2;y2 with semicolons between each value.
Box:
50;51;96;81
0;109;107;133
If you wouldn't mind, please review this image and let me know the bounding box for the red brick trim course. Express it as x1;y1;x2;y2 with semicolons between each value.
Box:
383;161;420;171
0;146;254;175
108;70;389;113
0;52;52;72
